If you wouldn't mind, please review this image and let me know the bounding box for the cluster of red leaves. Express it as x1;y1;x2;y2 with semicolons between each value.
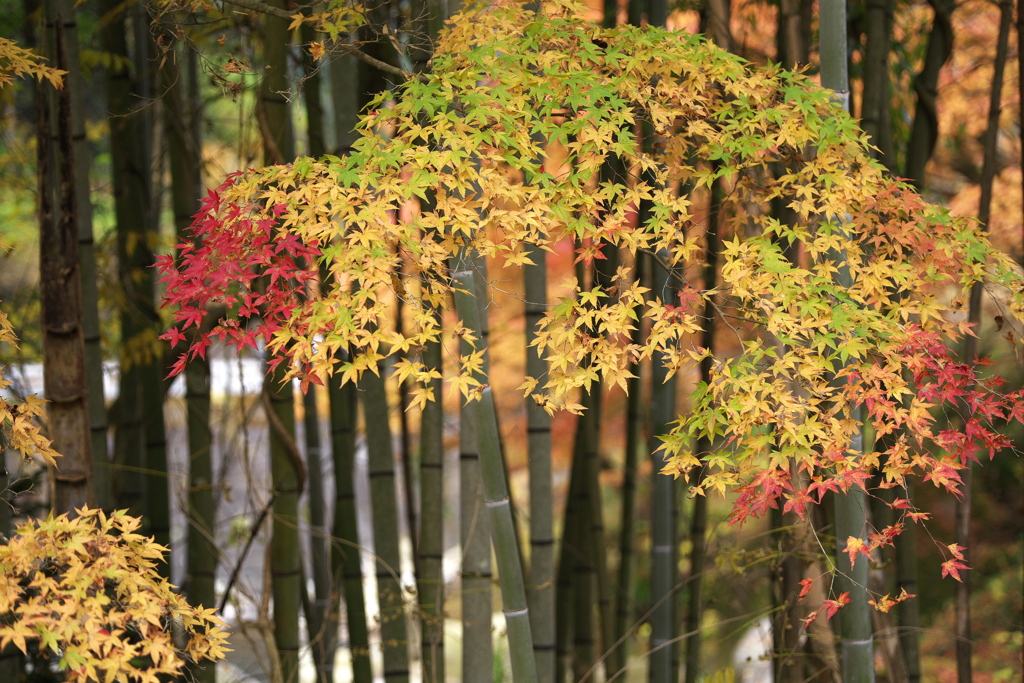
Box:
940;543;970;582
732;324;1023;528
797;568;917;624
899;328;1023;465
842;523;903;568
155;173;320;378
799;590;851;629
724;322;1019;603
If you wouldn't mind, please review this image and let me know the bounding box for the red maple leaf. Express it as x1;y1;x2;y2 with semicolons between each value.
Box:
797;578;814;602
823;592;850;620
160;327;188;348
941;558;969;582
843;536;871;568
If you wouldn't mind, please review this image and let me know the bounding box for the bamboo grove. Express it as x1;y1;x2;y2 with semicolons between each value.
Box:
0;0;1022;680
157;0;1024;680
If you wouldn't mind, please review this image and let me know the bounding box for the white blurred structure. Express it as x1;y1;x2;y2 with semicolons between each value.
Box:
732;616;773;683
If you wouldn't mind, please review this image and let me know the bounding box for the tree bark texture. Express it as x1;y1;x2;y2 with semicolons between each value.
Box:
38;0;91;514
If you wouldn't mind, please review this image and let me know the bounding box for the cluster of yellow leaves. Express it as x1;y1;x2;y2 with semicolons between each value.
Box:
524;271;660;412
155;0;366;46
0;36;65;91
0;508;230;683
0;243;59;468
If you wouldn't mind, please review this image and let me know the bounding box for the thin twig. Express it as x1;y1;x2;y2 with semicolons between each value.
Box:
638;247;688;287
216;495;275;614
639;247;755;341
219;0;427;82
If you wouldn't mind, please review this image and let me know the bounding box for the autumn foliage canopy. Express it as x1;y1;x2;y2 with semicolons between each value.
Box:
157;0;1024;597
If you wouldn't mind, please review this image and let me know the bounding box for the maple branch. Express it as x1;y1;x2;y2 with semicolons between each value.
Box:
219;0;426;83
703;294;744;340
220;0;295;21
337;42;424;83
639;248;688;287
640;248;755;342
217;493;274;614
261;388;308;496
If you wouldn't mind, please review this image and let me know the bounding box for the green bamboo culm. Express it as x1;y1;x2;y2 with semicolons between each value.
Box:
259;2;302;679
613;224;649;682
459;272;493;683
589;195;621;683
451;255;539;683
327;376;373;682
860;0;894;166
410;0;448;674
266;365;302;683
955;6;1012;679
685;187;719;683
648;250;678;683
129;0;171;574
303;386;333;683
820;0;874;674
100;0;145;521
361;368;411;683
569;400;598;680
555;466;579;682
298;35;334;680
162;42;217;683
525;239;555;683
323;43;372;680
896;480;921;683
166;48;218;664
101;0;170;553
418;335;446;683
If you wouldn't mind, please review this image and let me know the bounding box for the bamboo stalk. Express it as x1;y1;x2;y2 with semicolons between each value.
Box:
896;481;921;683
329;378;373;681
525;241;555;683
163;42;217;682
362;368;411;683
683;160;721;683
555;466;579;683
265;369;302;683
648;250;678;683
324;40;372;682
955;4;1012;679
418;337;446;683
452;257;539;683
99;0;147;520
820;0;874;677
304;387;333;683
459;301;493;683
570;403;597;680
259;3;302;679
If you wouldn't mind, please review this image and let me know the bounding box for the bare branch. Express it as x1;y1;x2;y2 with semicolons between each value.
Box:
335;41;425;83
219;0;426;82
221;0;296;22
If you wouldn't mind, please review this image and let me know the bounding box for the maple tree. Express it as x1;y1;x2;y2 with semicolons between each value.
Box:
0;284;229;683
0;508;230;683
0;292;229;683
0;44;229;683
157;0;1024;631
